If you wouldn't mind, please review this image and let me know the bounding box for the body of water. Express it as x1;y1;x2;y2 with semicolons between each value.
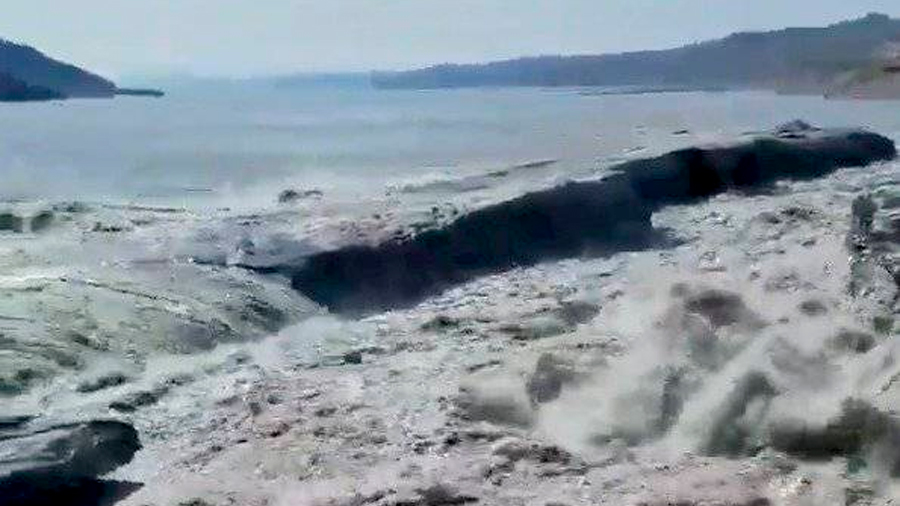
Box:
5;85;900;206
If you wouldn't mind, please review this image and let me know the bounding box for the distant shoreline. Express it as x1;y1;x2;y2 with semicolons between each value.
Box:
115;88;165;98
371;13;900;99
577;85;729;96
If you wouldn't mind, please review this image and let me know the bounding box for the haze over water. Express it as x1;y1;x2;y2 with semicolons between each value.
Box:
6;85;900;207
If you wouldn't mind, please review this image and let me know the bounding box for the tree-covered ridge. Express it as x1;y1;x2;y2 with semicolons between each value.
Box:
372;13;900;92
0;38;116;98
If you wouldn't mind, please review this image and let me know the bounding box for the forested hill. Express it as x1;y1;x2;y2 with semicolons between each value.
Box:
0;38;117;98
372;13;900;92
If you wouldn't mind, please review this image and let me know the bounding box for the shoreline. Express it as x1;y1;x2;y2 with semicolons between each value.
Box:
6;124;900;505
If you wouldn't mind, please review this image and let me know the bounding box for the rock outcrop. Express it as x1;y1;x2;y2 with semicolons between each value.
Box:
292;124;896;314
0;420;142;506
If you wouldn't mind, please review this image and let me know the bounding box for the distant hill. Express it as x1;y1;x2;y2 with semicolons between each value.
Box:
0;38;164;101
0;39;116;98
372;13;900;93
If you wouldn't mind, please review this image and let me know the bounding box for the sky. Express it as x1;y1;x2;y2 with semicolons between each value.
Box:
2;1;900;79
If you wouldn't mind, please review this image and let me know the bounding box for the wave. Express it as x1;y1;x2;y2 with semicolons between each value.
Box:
390;159;559;195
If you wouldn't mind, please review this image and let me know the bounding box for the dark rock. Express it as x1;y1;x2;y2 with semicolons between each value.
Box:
421;315;460;332
248;400;264;416
0;369;50;396
657;367;689;433
0;415;34;431
52;202;91;214
91;222;129;233
830;329;876;354
465;360;502;373
414;484;478;506
798;299;828;316
0;212;25;233
499;320;568;341
442;432;461;447
873;316;893;334
291;126;895;314
109;387;167;412
776;119;818;137
526;354;579;405
0;477;141;506
277;188;323;204
265;422;290;438
171;319;238;353
702;372;778;456
555;300;600;326
277;189;301;203
164;374;195;387
329;491;390;506
768;399;900;474
315;406;338;417
343;350;364;365
176;500;216;506
0;420;142;506
29;211;53;233
489;438;581;480
847;194;877;252
666;289;762;370
492;438;573;465
76;373;128;393
780;206;819;222
683;289;752;328
237;296;289;333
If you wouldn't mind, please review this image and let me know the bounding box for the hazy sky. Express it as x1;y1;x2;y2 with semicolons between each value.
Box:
2;1;900;78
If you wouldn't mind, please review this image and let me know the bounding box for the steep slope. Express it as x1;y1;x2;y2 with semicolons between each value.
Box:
372;13;900;91
0;39;116;98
